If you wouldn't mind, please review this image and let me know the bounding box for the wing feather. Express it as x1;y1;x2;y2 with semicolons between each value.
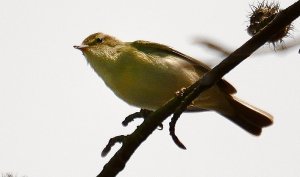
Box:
130;40;236;94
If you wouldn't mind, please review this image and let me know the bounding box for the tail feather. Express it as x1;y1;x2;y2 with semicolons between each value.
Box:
222;112;263;135
221;96;273;136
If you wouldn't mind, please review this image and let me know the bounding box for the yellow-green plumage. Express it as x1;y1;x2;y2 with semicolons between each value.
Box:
74;32;273;135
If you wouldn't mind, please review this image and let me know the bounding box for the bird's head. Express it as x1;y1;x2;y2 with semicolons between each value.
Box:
74;32;122;60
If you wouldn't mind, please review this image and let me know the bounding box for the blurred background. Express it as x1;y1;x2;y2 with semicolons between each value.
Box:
0;0;299;177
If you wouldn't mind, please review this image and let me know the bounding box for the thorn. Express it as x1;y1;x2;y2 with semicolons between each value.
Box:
101;135;126;157
122;109;163;129
169;112;187;150
122;112;143;126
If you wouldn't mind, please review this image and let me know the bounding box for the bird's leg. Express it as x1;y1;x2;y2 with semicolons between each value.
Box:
122;109;163;130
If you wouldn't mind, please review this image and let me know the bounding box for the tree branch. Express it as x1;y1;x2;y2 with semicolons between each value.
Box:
194;36;300;57
97;1;300;177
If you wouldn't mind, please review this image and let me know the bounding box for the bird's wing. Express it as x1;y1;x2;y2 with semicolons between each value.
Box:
130;40;236;94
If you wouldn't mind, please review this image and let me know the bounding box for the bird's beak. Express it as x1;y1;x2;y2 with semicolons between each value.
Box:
73;45;89;50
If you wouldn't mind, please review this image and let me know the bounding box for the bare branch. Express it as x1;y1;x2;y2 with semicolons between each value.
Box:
194;37;300;57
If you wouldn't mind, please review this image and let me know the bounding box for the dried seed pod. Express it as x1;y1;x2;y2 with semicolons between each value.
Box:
247;1;292;44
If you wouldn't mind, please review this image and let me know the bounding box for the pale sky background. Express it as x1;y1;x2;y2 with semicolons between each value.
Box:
0;0;299;177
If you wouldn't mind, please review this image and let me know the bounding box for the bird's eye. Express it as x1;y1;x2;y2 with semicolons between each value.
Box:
95;38;104;43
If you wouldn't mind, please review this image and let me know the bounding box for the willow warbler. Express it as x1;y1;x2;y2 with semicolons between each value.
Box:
74;32;273;135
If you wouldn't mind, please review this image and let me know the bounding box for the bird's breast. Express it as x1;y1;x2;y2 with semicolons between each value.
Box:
106;55;200;110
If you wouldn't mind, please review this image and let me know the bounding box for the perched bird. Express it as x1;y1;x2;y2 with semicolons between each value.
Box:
74;32;273;135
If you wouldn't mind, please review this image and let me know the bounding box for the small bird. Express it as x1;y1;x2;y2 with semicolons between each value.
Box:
74;32;273;135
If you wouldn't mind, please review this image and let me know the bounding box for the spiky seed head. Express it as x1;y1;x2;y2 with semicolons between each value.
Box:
247;1;292;45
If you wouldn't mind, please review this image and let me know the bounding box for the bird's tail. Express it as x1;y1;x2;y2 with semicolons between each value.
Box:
220;96;273;135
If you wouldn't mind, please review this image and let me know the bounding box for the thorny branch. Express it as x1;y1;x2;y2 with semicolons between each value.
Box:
194;36;300;57
97;1;300;177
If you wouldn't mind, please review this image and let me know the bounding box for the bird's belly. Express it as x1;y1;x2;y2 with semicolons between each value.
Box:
107;65;197;110
102;56;223;111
